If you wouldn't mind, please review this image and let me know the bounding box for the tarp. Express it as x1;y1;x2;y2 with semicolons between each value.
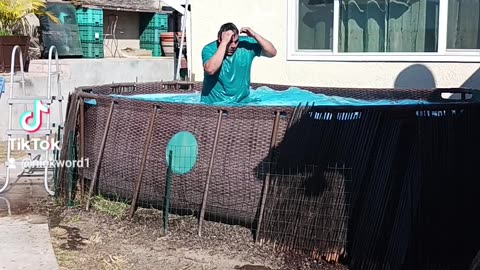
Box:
39;3;83;58
0;77;5;96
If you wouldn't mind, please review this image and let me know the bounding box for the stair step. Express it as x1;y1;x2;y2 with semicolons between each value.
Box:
6;129;52;136
9;98;53;105
8;96;64;104
5;81;24;85
26;149;54;155
5;160;54;168
6;74;25;82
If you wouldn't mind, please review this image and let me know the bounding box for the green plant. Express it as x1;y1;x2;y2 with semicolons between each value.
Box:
92;195;130;219
0;0;59;36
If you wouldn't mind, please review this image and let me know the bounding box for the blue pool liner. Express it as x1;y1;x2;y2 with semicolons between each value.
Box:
110;86;432;107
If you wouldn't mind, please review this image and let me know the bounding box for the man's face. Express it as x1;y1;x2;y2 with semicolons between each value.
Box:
219;33;239;56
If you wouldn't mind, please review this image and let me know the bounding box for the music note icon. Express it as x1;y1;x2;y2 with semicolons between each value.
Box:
19;100;50;133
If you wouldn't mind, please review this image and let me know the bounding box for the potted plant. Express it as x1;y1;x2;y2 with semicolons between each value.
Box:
0;0;58;72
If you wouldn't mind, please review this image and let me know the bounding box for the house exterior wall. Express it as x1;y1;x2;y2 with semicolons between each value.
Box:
190;0;480;89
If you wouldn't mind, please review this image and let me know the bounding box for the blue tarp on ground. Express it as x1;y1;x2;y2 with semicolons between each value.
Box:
0;77;5;96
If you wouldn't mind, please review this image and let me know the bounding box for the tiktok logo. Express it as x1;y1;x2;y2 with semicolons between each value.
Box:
19;100;50;133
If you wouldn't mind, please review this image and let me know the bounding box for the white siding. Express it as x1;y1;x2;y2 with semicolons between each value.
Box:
191;0;480;89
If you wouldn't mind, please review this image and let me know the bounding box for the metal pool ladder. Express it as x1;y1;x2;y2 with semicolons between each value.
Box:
1;46;64;195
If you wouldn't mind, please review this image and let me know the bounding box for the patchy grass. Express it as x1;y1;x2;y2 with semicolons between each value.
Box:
101;255;129;270
65;215;81;224
0;141;26;163
42;198;346;270
55;249;76;266
91;195;129;219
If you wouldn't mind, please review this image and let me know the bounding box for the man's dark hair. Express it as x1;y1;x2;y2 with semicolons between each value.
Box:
217;23;239;40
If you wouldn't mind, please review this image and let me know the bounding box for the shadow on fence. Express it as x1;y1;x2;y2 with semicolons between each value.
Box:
255;104;480;270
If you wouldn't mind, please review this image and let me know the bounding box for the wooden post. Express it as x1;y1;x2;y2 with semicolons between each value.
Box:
198;109;224;236
128;105;158;219
79;98;85;196
164;150;173;234
86;100;115;211
68;131;75;207
255;111;281;243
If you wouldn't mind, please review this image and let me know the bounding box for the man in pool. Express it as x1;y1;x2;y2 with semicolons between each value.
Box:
201;23;277;103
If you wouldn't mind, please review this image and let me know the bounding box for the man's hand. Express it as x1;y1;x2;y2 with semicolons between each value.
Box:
221;30;235;45
204;31;233;75
240;27;256;38
240;27;277;58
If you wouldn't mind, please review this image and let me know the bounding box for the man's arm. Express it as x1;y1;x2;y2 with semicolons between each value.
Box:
203;31;234;75
240;27;277;58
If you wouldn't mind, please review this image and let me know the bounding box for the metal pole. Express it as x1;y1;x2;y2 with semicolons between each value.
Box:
255;111;281;243
77;91;99;100
86;101;115;210
198;109;224;236
128;105;157;219
164;150;173;234
1;46;24;194
43;46;58;196
186;3;192;80
79;98;85;196
68;131;75;207
53;124;61;198
175;0;189;80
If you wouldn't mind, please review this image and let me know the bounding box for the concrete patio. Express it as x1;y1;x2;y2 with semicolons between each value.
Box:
0;166;59;270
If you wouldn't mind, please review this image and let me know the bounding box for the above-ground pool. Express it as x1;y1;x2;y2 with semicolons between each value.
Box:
59;81;480;270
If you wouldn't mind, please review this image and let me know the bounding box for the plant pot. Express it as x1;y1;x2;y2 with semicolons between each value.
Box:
0;36;29;73
160;32;186;57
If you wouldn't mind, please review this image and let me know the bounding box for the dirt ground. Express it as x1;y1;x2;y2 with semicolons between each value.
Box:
0;141;27;163
31;197;349;270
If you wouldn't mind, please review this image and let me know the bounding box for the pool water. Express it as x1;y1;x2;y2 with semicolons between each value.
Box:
111;86;432;107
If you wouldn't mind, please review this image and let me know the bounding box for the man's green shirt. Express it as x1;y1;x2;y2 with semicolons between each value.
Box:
201;36;262;104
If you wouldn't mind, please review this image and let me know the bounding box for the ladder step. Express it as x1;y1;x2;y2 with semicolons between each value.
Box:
6;129;52;136
26;149;53;155
9;98;53;105
5;160;54;168
7;75;24;83
7;96;63;103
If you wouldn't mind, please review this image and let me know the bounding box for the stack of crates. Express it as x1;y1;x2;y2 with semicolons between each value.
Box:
139;13;168;56
76;8;104;58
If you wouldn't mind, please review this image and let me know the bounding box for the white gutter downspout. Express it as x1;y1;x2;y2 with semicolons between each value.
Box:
186;5;192;81
162;0;192;81
161;0;185;14
175;0;189;80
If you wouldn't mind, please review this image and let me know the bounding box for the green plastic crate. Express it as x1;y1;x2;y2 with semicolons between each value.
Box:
76;8;103;26
81;43;104;58
139;28;166;44
140;42;162;57
78;25;103;43
140;13;168;30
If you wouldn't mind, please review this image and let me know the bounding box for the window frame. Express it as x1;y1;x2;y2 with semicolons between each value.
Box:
287;0;480;62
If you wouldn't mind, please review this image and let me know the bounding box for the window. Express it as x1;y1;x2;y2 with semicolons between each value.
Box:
288;0;480;61
298;0;334;50
339;0;439;53
447;0;480;50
